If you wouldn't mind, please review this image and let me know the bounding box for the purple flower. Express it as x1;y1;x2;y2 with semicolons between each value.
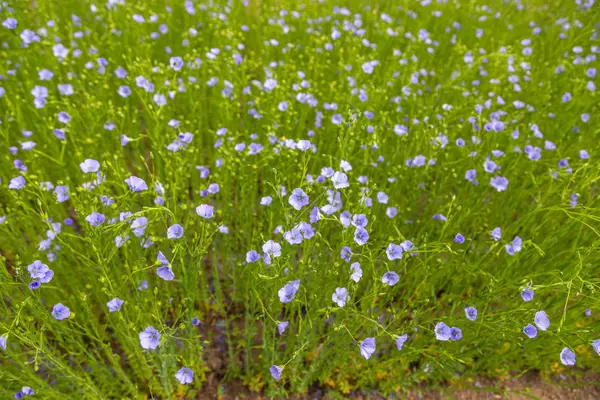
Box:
521;287;534;302
39;270;54;283
350;262;362;282
505;236;522;255
435;322;451;341
288;188;309;210
332;171;349;189
450;327;462;341
54;185;69;202
523;324;537;338
170;56;184;71
246;250;260;263
107;298;124;312
465;169;477;184
2;18;17;29
433;213;447;222
465;307;477;321
86;212;105;226
270;365;283;380
360;337;376;360
386;243;403;260
332;287;349;307
131;217;148;236
534;311;550;331
454;233;465;244
175;367;194;384
51;303;70;320
196;204;214;218
352;214;368;228
395;334;408;351
157;266;175;281
8;176;26;190
0;335;6;351
139;326;161;349
22;387;33;396
80;159;100;173
263;240;281;259
377;192;389;204
591;340;600;356
483;160;498;173
278;280;300;303
125;176;148;192
167;224;184;239
57;111;71;124
277;321;289;335
29;281;41;290
382;271;399;286
490;176;509;192
354;227;369;246
386;207;398;218
491;227;501;241
191;317;200;327
28;260;49;279
560;347;576;366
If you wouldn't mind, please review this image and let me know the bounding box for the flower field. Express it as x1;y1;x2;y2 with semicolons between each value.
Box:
0;0;599;398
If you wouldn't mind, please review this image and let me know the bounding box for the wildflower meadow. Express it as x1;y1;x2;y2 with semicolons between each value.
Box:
1;0;600;398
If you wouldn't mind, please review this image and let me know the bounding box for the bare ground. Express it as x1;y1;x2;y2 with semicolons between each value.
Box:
198;372;600;400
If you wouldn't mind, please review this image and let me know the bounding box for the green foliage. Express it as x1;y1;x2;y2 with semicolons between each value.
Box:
0;0;599;398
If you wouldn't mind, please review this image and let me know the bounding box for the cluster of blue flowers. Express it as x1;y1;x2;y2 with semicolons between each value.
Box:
0;0;599;397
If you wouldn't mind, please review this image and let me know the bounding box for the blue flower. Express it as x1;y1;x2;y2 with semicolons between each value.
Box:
490;176;509;192
139;326;161;349
51;303;70;321
196;204;214;218
560;347;576;366
167;224;184;239
332;171;349;189
450;327;462;341
332;287;349;307
350;262;362;282
521;287;534;302
270;365;283;380
175;367;194;384
523;324;537;339
534;311;550;331
278;280;300;303
395;334;408;351
360;337;376;360
246;250;260;263
435;322;451;341
505;236;522;255
382;271;399;286
288;188;309;210
386;243;403;260
86;212;105;226
8;176;26;190
107;298;124;312
491;227;501;241
80;159;100;173
125;176;148;192
277;321;289;335
465;307;477;321
354;227;369;246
